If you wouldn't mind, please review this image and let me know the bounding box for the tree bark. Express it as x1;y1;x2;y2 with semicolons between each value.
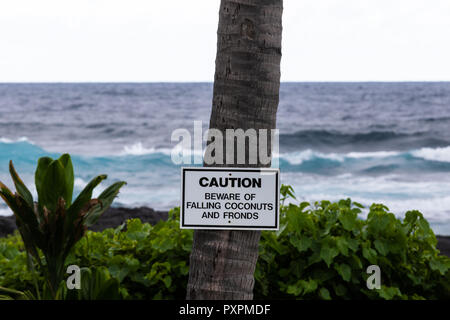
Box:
187;0;283;300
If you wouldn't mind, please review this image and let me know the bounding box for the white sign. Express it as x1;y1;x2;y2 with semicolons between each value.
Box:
181;167;279;230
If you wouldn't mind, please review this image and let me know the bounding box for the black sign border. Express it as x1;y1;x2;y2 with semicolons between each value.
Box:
181;167;279;230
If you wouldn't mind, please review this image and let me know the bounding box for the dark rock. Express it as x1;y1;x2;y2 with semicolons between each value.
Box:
437;236;450;258
0;215;16;238
88;207;168;232
0;207;168;237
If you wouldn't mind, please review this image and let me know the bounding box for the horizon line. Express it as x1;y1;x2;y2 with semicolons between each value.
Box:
1;80;450;84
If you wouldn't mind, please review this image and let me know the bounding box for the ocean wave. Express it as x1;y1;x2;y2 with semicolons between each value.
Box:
411;146;450;163
279;150;344;164
74;177;88;189
281;172;450;223
3;138;450;176
280;129;449;151
1;139;450;233
0;208;12;217
277;148;450;175
0;202;12;216
346;151;400;158
121;142;170;156
421;116;450;123
95;89;137;97
0;136;33;144
281;129;413;143
121;142;204;158
278;149;401;165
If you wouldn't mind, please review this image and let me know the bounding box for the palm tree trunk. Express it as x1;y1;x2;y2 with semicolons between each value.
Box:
186;0;283;300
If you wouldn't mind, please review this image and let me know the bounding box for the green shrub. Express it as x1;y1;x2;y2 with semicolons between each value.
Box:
255;186;450;299
0;186;449;300
0;208;192;300
68;208;193;299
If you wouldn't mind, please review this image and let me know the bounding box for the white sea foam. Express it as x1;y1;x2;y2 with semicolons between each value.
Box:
122;142;159;156
121;142;206;160
280;147;450;166
279;149;399;165
280;149;344;165
0;207;12;217
0;136;33;144
280;150;314;164
281;172;450;225
411;146;450;163
121;142;173;156
74;177;88;189
346;151;399;158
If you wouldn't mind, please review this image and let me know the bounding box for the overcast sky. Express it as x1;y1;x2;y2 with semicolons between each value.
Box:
0;0;449;82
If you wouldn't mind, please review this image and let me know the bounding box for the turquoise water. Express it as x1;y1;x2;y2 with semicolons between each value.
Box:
1;82;450;234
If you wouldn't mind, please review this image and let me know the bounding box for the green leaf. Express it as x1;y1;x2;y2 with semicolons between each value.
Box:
39;159;67;212
66;174;107;226
275;221;287;238
286;279;317;296
319;287;331;300
403;210;419;229
108;265;130;283
320;244;339;267
124;219;151;241
13;195;41;240
378;286;401;300
9;161;34;209
280;184;296;200
335;263;351;282
338;210;357;231
333;284;347;297
350;255;363;270
58;154;74;207
347;238;359;252
286;284;303;296
290;237;312;252
362;246;378;264
367;212;391;234
35;157;53;202
336;237;349;256
0;285;28;298
429;257;449;275
163;276;172;289
352;201;364;209
84;181;127;227
0;181;15;210
286;205;314;233
3;193;43;260
374;239;389;256
302;279;318;294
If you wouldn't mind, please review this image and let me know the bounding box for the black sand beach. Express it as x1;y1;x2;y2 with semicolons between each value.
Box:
0;208;449;258
0;207;167;237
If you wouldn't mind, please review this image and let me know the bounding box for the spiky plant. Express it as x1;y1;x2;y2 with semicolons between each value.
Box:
0;154;126;298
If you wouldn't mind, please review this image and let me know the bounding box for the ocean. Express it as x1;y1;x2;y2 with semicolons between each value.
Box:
1;82;450;235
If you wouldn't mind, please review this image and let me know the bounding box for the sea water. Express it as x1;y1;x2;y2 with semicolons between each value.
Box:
1;82;450;234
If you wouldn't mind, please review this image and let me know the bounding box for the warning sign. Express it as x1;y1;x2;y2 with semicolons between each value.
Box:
181;167;279;230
